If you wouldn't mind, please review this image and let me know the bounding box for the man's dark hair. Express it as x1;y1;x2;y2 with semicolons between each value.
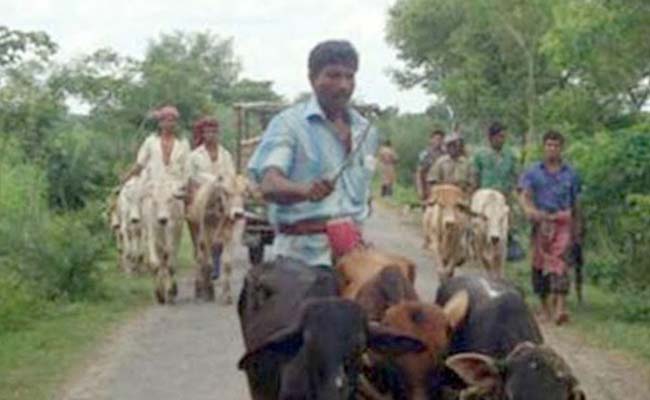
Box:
308;40;359;78
431;129;445;137
543;130;565;145
488;121;505;136
384;139;392;146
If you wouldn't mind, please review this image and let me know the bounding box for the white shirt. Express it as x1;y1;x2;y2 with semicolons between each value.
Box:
187;144;236;186
136;134;190;182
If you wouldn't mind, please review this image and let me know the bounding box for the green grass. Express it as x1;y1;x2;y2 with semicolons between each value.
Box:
0;230;196;400
507;258;650;366
382;182;650;367
0;268;151;400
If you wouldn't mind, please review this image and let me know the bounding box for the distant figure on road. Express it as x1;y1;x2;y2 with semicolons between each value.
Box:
377;139;399;197
416;129;446;200
473;121;517;196
473;121;523;260
186;116;236;281
247;40;378;267
122;105;190;184
519;130;581;325
427;132;475;195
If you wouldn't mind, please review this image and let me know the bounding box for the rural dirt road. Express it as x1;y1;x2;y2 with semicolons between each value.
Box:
59;203;650;400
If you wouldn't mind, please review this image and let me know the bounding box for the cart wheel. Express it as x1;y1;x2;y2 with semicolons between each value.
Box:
248;245;265;265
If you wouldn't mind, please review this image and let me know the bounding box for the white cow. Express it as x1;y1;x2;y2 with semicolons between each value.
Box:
142;175;186;304
470;189;509;279
117;175;147;274
187;174;246;304
106;193;123;265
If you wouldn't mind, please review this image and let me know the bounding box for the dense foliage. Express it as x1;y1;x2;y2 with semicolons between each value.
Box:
0;26;282;331
384;1;650;301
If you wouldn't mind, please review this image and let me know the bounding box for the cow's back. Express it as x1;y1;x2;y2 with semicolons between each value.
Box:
237;258;338;399
436;275;542;358
238;258;338;350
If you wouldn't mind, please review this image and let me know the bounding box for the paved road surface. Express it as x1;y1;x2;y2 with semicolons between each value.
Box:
59;203;650;400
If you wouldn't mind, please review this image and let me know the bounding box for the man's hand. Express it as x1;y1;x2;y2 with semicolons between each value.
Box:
305;179;334;202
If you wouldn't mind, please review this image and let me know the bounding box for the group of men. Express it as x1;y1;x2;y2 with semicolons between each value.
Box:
246;38;582;326
413;123;581;324
115;104;239;303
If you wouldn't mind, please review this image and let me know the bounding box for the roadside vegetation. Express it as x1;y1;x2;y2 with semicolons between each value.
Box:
2;0;650;396
0;27;278;399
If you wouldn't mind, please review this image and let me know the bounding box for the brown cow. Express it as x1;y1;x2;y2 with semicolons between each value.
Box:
422;184;472;281
336;248;417;321
371;292;469;400
187;174;246;304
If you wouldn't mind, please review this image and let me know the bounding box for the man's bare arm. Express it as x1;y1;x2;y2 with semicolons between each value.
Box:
120;163;144;187
518;189;544;221
260;168;333;205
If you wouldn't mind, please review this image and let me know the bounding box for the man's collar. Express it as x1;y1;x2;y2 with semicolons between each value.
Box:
303;95;326;121
303;95;353;124
539;160;568;172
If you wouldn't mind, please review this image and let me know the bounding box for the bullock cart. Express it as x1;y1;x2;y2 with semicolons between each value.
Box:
234;101;285;265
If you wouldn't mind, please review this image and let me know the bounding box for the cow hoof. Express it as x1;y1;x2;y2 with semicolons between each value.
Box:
155;288;165;304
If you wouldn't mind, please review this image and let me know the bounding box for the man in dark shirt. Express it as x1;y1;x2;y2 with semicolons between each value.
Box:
519;130;581;325
415;129;446;200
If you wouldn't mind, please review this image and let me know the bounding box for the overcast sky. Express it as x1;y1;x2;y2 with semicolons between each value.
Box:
2;0;432;113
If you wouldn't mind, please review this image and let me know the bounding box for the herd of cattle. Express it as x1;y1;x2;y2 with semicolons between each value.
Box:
107;175;585;399
423;184;510;281
107;172;247;304
238;248;586;400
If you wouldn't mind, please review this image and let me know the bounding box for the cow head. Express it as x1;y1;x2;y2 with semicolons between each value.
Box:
122;177;145;225
354;265;419;322
204;174;246;224
145;178;185;227
377;290;469;399
446;342;585;400
238;298;425;400
472;191;509;247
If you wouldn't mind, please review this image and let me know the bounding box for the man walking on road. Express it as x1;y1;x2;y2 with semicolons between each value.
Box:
378;139;399;197
427;132;475;195
519;130;581;325
247;40;378;267
473;122;517;195
474;122;522;260
416;129;446;200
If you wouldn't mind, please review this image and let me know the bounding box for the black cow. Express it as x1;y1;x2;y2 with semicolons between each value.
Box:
237;257;424;400
435;275;585;400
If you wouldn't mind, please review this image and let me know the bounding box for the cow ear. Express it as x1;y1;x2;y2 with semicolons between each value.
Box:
367;322;425;355
446;353;501;391
443;290;469;330
237;327;303;370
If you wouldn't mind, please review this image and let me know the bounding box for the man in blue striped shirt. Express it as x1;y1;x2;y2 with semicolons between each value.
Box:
247;40;378;267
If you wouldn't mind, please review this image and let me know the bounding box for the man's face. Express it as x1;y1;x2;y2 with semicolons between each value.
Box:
159;115;177;132
543;139;563;162
310;63;356;113
203;125;219;145
489;131;506;150
431;134;443;149
447;141;462;158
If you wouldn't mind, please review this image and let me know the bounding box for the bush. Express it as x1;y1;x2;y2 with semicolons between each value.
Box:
569;125;650;289
9;210;108;301
0;273;48;332
615;286;650;323
1;139;108;301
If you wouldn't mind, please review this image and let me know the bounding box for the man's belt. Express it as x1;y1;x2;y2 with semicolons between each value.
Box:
278;219;329;235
